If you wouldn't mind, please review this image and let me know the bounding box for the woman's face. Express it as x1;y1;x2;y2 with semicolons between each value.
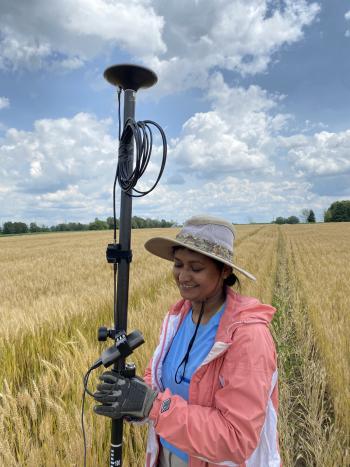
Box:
172;247;227;303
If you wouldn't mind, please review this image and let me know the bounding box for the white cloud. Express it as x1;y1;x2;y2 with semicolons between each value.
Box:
281;130;350;176
169;73;289;179
132;173;323;223
0;107;347;225
0;97;10;109
0;0;165;71
0;113;117;223
148;0;320;93
0;0;319;90
163;73;350;212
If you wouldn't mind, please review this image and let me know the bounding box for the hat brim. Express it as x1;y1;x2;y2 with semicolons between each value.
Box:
144;237;256;281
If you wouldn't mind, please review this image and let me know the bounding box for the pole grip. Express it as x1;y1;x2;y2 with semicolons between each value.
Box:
110;429;122;466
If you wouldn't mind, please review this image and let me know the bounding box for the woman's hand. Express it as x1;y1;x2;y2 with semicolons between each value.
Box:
93;371;158;420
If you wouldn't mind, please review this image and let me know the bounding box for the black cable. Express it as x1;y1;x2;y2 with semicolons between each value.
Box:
175;302;205;384
82;365;100;467
113;262;118;330
115;95;167;198
112;87;123;242
117;87;122;141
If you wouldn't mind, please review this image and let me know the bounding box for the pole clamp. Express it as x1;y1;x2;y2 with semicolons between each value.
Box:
98;330;144;367
106;243;133;264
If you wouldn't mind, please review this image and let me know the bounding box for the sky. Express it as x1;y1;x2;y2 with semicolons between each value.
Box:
0;0;350;226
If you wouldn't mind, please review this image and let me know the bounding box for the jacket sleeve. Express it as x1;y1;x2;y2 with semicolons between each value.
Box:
148;323;277;464
143;314;166;389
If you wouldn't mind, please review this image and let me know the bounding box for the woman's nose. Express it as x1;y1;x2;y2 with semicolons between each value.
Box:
179;268;191;282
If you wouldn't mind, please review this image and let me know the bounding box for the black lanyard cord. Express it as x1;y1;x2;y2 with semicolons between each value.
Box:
174;302;205;384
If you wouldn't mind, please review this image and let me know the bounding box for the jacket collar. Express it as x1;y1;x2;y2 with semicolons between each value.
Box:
168;287;276;344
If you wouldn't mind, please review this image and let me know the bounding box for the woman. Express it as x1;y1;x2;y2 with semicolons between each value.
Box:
94;216;280;467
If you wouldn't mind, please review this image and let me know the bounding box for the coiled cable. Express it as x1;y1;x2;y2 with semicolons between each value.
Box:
117;118;167;196
112;87;167;241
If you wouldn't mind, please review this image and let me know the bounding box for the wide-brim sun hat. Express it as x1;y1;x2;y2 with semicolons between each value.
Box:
144;215;256;281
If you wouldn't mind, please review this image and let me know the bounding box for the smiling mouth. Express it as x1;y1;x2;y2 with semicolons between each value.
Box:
180;284;198;289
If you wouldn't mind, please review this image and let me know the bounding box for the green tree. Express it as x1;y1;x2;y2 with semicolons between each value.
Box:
275;217;286;224
54;223;68;231
68;222;87;231
286;216;300;224
132;216;146;228
30;222;41;233
324;200;350;222
89;218;108;230
307;210;316;223
107;217;119;230
3;221;28;234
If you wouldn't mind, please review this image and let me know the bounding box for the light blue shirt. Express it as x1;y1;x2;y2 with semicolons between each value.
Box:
160;303;225;462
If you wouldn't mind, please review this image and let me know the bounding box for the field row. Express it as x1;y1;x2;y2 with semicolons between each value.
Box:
274;224;349;466
282;224;350;442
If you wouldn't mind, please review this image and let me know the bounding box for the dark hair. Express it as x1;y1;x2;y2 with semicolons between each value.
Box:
224;272;239;287
172;246;240;288
215;261;240;288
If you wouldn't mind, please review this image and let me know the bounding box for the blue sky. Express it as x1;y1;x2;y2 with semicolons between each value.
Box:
0;0;349;226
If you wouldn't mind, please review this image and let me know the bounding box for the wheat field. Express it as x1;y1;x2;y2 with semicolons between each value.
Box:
0;224;349;466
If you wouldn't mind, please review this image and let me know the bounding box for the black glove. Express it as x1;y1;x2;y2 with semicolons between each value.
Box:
93;371;158;420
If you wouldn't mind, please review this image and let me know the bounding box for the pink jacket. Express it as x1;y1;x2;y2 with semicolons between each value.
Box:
144;287;281;467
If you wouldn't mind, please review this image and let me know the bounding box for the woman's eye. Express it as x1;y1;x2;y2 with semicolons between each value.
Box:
192;268;203;273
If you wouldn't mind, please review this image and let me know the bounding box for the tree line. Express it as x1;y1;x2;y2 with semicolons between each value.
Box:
0;216;176;235
272;209;316;224
273;215;301;225
273;201;350;225
1;201;349;235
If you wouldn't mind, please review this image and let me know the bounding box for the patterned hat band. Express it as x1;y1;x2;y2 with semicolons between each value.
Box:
175;233;233;264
